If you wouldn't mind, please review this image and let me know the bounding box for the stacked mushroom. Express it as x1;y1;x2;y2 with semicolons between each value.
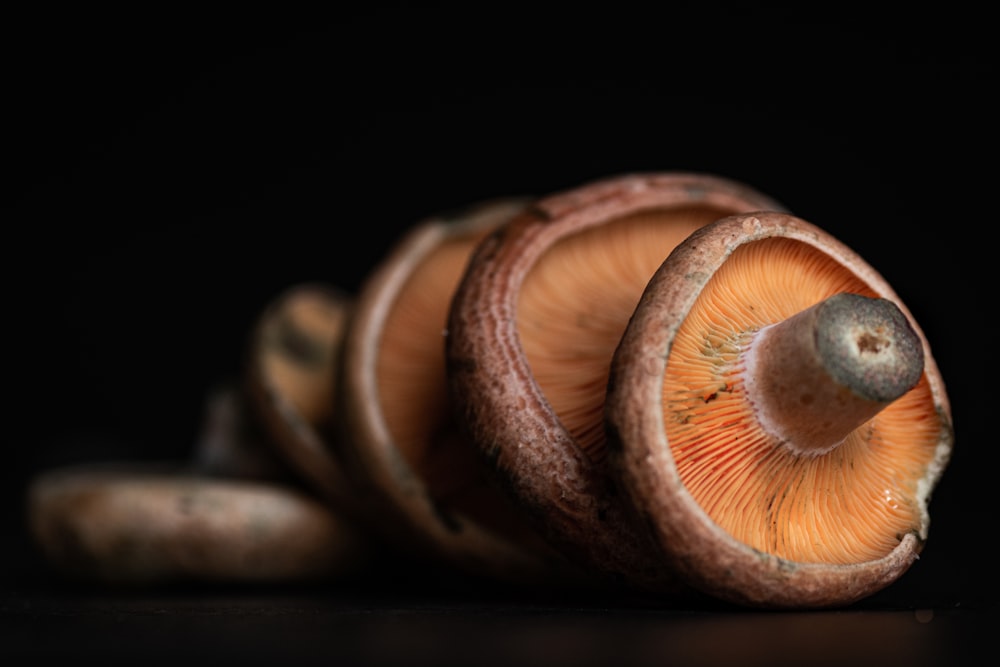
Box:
26;172;953;608
27;285;370;586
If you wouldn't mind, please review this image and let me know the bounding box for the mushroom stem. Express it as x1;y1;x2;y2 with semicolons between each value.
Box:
743;292;925;456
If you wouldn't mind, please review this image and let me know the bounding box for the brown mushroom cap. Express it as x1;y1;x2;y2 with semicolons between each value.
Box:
445;172;787;592
27;462;366;585
244;283;359;509
191;381;300;484
605;212;953;608
337;197;582;584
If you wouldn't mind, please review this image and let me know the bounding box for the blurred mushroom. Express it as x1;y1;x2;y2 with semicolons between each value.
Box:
605;211;953;608
27;461;366;585
243;282;360;510
27;291;375;586
445;172;787;594
337;197;584;585
191;380;299;484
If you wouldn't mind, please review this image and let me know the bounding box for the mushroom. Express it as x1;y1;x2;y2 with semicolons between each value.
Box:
191;380;300;484
445;172;788;594
27;461;366;585
337;196;585;585
604;211;953;608
243;282;360;510
27;289;375;586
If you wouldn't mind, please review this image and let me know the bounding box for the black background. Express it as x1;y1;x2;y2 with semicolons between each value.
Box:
3;5;995;665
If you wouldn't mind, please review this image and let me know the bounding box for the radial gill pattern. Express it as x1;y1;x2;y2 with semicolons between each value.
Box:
662;237;941;565
517;207;716;463
377;235;490;498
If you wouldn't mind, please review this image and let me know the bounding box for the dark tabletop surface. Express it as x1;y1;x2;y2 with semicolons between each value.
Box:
4;6;994;666
1;540;993;667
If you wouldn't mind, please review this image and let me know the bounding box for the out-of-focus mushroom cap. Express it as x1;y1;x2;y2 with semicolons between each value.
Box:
27;462;366;585
245;283;358;509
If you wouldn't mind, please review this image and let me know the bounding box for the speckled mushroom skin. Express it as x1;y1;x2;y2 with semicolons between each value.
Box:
605;212;954;608
336;197;584;585
27;462;366;585
445;173;787;594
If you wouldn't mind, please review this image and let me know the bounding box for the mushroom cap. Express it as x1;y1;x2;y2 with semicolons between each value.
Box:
27;461;366;585
244;282;359;510
445;172;788;592
337;197;582;584
605;212;953;608
191;381;300;484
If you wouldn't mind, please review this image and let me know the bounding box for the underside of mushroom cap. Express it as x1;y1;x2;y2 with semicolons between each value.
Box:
336;197;582;584
446;172;788;592
605;212;954;608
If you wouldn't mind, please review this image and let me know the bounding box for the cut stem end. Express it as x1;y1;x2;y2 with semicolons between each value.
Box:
744;292;925;455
